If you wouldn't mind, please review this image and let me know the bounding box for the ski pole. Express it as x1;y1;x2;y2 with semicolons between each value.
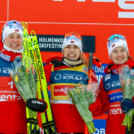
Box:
85;52;93;134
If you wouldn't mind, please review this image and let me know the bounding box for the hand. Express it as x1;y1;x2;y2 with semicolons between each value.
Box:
120;99;134;113
93;55;101;68
26;98;47;112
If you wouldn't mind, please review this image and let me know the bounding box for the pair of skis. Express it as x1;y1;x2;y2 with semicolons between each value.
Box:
21;22;56;134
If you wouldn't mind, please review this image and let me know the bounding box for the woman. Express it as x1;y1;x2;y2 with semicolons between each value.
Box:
44;32;100;134
0;20;27;134
89;34;134;134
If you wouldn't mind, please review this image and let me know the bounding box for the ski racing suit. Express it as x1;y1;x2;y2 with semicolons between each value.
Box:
44;57;94;133
0;42;27;134
89;58;134;134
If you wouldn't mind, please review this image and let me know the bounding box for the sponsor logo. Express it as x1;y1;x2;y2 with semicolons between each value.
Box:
109;94;123;102
66;36;80;42
70;41;75;43
94;128;105;134
0;67;11;74
54;73;84;81
39;37;63;43
110;108;122;115
112;44;115;48
9;24;22;30
105;80;120;90
83;66;88;73
53;0;134;19
0;52;10;61
54;85;74;96
39;43;62;49
54;74;62;80
130;69;134;75
15;29;19;32
109;102;122;115
105;83;110;90
105;74;111;81
111;80;120;87
0;93;22;101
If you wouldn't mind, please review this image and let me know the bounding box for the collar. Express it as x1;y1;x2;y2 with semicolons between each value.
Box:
0;42;22;61
104;58;134;74
46;56;83;71
62;57;83;67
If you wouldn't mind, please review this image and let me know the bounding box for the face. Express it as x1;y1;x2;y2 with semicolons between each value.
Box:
3;32;23;50
62;44;81;60
110;46;128;65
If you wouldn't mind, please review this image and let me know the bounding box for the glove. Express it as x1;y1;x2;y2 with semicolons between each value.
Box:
93;55;102;68
89;102;102;116
120;99;134;113
26;98;47;112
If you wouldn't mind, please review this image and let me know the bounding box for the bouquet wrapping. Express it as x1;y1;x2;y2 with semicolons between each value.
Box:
68;76;98;134
9;61;37;117
119;66;134;129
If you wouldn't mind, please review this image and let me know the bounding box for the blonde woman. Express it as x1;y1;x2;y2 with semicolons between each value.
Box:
0;20;27;134
44;32;100;134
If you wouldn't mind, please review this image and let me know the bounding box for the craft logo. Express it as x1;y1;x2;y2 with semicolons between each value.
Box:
53;0;134;19
54;74;62;80
105;80;120;90
105;83;110;90
111;80;120;88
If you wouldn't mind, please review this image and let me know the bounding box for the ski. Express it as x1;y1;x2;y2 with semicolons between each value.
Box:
31;31;56;134
21;22;40;134
21;22;56;134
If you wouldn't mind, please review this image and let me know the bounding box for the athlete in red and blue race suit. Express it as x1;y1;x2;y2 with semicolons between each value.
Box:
44;32;101;134
0;20;27;134
89;34;134;134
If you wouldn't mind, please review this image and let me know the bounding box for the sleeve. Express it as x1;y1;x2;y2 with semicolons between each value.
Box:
88;69;98;85
93;55;102;68
43;64;53;83
89;77;109;117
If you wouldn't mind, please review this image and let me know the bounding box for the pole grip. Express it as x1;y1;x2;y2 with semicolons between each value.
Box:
89;53;93;70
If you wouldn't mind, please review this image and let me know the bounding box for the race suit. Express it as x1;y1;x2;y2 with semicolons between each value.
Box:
44;57;90;133
89;58;134;134
0;42;27;134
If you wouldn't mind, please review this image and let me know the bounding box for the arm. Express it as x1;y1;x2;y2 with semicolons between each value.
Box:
120;98;134;113
26;64;53;112
89;78;109;116
43;64;53;83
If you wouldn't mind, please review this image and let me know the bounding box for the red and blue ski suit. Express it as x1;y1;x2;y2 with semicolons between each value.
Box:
44;57;89;133
0;42;27;134
89;58;134;134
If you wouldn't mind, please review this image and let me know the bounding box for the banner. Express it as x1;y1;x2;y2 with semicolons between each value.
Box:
0;0;133;133
1;0;134;63
37;35;95;52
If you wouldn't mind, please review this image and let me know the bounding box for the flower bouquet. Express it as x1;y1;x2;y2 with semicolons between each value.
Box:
9;61;37;117
68;81;98;134
119;66;134;130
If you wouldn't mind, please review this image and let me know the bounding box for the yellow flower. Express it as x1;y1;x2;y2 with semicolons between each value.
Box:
15;75;18;82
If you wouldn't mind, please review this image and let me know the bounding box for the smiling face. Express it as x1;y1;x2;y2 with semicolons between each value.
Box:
62;44;81;60
3;32;23;50
110;46;128;65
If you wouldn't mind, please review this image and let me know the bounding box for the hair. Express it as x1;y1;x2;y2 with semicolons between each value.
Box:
62;32;90;67
80;52;89;67
128;56;134;61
